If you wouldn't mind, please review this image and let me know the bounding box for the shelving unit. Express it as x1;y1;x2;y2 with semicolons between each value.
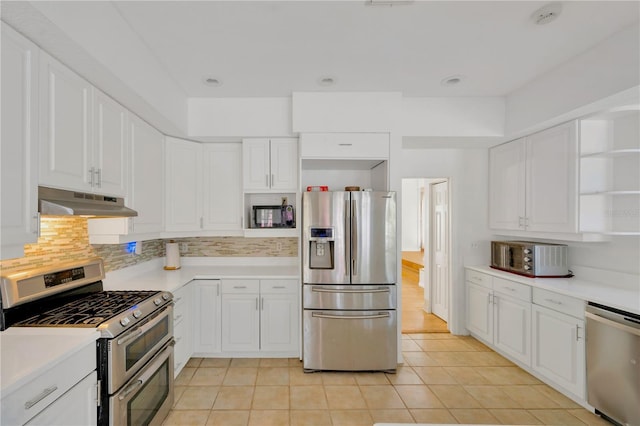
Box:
579;106;640;236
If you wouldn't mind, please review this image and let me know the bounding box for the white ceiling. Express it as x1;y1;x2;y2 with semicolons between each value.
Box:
16;1;640;99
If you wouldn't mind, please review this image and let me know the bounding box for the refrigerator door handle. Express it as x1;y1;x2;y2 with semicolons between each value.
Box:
312;312;391;320
351;199;357;276
345;198;350;277
311;286;391;294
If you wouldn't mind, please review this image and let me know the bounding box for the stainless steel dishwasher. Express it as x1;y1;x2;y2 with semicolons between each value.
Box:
586;302;640;426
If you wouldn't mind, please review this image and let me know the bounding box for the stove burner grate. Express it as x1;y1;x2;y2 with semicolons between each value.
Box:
15;290;159;327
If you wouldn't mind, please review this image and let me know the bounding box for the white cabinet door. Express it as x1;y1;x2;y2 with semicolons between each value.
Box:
39;52;93;192
526;122;578;233
493;293;531;365
92;89;128;197
489;139;526;230
242;138;297;192
165;137;202;231
466;282;493;344
242;138;271;191
193;280;221;354
261;292;298;353
221;294;260;352
203;144;242;230
269;138;298;191
129;114;164;234
25;372;97;426
532;304;585;398
173;283;192;376
1;24;39;259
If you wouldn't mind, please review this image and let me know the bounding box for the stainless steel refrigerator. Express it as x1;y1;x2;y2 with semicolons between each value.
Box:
302;191;397;372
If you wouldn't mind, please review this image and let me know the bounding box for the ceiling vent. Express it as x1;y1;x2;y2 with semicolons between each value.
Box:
532;3;562;25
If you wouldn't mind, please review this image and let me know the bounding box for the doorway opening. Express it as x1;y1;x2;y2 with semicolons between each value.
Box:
401;178;451;333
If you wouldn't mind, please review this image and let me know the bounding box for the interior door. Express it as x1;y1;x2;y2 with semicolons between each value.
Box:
431;181;449;323
351;191;396;285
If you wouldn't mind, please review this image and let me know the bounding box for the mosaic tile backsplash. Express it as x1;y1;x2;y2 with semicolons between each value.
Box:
0;217;298;274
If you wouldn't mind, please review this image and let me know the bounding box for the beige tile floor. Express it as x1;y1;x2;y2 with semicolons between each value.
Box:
163;333;610;426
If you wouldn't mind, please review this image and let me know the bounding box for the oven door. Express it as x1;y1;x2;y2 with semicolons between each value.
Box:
109;340;174;426
108;305;173;393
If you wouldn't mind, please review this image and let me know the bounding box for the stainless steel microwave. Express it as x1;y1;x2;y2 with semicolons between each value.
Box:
491;241;569;277
253;205;295;228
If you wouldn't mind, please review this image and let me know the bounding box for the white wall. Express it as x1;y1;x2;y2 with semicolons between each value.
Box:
189;98;292;138
401;179;421;251
506;23;640;136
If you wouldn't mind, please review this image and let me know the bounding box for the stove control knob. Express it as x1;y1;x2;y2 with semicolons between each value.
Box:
524;257;531;262
524;265;531;271
120;317;131;327
133;310;142;319
154;298;162;306
162;293;170;301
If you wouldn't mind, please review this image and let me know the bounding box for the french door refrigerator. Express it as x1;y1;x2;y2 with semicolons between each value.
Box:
302;191;397;372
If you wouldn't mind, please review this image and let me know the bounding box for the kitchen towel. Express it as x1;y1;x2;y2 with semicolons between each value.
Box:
164;242;181;270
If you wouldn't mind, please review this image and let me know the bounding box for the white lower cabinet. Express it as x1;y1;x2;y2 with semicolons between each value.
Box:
466;267;586;402
221;279;299;356
173;283;193;377
465;271;531;365
26;372;97;426
531;290;586;399
192;280;221;355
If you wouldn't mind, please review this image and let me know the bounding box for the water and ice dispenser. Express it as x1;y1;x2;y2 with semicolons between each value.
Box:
308;227;335;269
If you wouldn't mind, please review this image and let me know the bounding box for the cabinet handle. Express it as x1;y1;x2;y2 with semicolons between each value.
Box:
271;174;274;187
487;293;492;305
25;385;58;409
174;314;183;322
33;213;40;236
338;143;353;146
176;336;182;343
576;324;582;341
261;297;264;310
217;284;220;297
504;287;516;292
272;286;286;289
256;297;259;310
89;167;95;187
234;286;247;289
95;168;102;188
544;298;563;305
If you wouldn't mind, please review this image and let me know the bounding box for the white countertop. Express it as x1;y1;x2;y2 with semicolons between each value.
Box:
466;265;640;315
102;257;299;293
0;328;100;396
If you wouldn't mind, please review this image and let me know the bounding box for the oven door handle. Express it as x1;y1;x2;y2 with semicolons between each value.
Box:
118;380;143;400
117;305;171;346
312;312;390;320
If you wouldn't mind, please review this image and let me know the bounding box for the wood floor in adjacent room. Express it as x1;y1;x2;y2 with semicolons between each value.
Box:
401;251;448;334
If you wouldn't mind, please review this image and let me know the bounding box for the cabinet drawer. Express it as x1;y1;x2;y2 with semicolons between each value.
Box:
260;279;298;294
493;277;531;302
533;288;584;319
300;133;389;159
222;279;259;294
465;270;492;288
1;343;95;426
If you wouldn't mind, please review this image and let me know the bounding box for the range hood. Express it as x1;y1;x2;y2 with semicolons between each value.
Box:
38;186;138;217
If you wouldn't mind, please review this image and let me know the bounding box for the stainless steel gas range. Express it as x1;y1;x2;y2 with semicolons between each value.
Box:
0;258;174;426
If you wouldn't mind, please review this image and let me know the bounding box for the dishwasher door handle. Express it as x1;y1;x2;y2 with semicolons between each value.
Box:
586;311;640;337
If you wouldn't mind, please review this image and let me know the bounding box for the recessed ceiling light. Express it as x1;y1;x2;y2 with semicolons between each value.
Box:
531;3;562;25
317;76;337;87
203;76;222;87
440;75;464;86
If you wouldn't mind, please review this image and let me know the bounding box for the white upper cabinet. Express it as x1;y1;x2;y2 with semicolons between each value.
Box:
92;88;128;197
165;137;202;231
1;24;40;259
489;121;578;236
242;138;297;192
526;122;578;233
203;144;242;230
39;53;128;197
489;138;526;230
129;114;164;234
39;52;93;192
165;137;242;233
